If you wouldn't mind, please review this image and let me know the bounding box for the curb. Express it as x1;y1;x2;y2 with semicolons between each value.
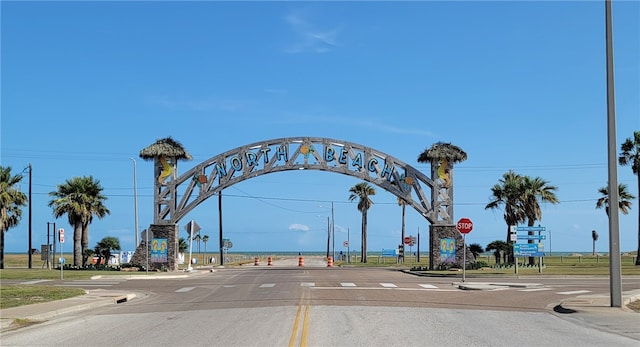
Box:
0;293;137;332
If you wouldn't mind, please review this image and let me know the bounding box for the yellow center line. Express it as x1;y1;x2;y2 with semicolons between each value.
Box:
288;289;311;347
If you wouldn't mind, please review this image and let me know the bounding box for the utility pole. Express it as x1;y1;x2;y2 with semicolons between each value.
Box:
605;0;622;308
130;158;139;247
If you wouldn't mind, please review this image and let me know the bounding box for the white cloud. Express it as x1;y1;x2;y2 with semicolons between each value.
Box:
284;11;339;54
289;223;310;231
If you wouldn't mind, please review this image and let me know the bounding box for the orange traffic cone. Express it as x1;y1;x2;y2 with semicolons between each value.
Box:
327;256;334;267
267;256;273;266
298;256;304;267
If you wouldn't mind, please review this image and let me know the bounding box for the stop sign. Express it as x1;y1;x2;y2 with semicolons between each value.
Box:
456;218;473;234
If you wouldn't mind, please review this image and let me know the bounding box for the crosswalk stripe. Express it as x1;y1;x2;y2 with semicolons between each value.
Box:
518;288;552;292
380;283;397;288
301;282;315;287
557;290;591;295
175;287;195;293
341;283;357;287
419;284;438;289
260;283;276;288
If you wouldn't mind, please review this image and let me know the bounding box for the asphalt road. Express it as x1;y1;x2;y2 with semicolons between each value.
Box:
2;258;639;346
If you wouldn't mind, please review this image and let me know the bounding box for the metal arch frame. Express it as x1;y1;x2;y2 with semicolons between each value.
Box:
153;137;452;225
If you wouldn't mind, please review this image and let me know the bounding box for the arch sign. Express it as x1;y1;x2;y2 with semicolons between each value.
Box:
154;137;452;225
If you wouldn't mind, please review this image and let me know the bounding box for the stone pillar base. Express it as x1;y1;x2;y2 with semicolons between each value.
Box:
130;224;179;271
429;224;474;270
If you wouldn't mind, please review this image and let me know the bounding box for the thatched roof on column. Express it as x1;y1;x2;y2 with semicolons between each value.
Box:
139;137;193;161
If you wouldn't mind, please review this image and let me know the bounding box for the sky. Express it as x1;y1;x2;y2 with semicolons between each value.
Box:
1;1;639;257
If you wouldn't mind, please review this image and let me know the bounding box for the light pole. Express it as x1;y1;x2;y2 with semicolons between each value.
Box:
22;164;32;268
130;158;139;247
331;202;335;260
605;0;622;308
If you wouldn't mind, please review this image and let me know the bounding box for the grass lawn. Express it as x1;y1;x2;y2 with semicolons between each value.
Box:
1;286;86;309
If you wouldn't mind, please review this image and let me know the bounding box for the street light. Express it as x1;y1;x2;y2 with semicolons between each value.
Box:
130;158;139;247
22;164;32;269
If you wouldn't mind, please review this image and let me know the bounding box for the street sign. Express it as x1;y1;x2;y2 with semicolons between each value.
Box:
403;236;411;245
184;220;201;235
516;235;546;240
343;241;349;247
58;228;65;243
516;226;545;232
59;257;65;264
456;218;473;234
514;243;544;256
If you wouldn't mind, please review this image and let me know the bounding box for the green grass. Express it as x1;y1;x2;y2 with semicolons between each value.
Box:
0;285;86;309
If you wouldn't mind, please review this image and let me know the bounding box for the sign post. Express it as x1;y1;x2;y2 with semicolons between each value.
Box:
58;228;65;279
456;218;473;282
185;220;200;271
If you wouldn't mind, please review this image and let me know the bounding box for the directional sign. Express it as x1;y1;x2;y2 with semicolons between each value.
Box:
517;235;546;240
516;226;545;232
514;243;544;256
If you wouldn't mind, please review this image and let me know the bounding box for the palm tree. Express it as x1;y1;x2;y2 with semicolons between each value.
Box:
521;176;559;265
193;234;201;257
468;243;484;260
348;182;376;263
94;236;121;267
486;240;509;264
202;235;209;264
592;230;599;256
0;166;28;269
178;237;188;253
49;176;110;267
619;131;640;265
397;197;406;262
595;183;635;216
485;171;525;263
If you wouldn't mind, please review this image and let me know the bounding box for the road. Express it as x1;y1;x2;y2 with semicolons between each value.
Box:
2;257;639;346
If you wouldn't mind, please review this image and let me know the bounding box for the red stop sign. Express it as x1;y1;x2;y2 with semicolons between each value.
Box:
403;236;411;245
456;218;473;234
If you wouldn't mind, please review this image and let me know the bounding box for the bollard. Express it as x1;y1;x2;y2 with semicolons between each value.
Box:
268;256;273;266
254;257;260;266
327;256;334;267
298;256;304;267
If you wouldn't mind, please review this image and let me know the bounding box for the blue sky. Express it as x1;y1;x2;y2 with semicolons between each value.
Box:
1;1;639;256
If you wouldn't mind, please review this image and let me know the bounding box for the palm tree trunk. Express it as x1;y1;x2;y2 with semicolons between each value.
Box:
0;230;5;269
636;174;640;265
73;224;82;267
81;224;89;267
361;211;367;263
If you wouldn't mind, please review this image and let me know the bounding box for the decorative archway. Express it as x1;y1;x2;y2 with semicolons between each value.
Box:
154;137;453;226
130;137;468;270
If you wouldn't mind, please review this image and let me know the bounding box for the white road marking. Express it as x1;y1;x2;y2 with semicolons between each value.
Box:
380;283;397;288
518;288;552;292
260;283;276;288
175;287;195;293
223;285;235;288
557;290;592;295
341;283;357;287
301;282;315;287
419;284;438;289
